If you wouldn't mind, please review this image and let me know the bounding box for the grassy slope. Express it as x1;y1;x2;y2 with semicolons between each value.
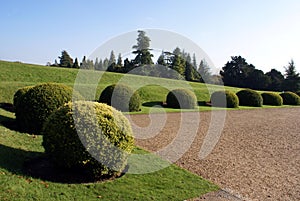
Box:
0;61;219;200
0;60;240;103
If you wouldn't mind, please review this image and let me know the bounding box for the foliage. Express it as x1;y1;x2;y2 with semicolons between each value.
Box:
59;50;73;68
236;89;263;107
99;84;141;112
13;86;33;108
42;101;134;180
283;60;300;92
296;91;300;97
15;83;82;134
210;90;239;108
132;30;153;65
166;88;198;109
265;69;284;91
279;92;300;105
198;59;211;83
261;92;283;106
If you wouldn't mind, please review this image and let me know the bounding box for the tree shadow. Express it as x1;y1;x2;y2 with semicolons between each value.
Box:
0;102;15;113
0;143;125;184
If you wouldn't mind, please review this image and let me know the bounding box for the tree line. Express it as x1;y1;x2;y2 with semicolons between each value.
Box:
48;30;300;92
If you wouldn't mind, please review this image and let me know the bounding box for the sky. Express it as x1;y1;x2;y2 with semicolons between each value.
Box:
1;0;300;74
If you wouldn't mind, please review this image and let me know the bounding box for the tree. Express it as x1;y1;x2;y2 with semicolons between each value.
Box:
117;53;122;67
265;69;284;91
283;60;300;92
108;50;116;66
132;30;150;51
198;59;212;83
220;56;254;87
192;54;197;69
59;50;73;68
73;58;79;68
246;69;270;90
171;54;185;78
132;30;153;65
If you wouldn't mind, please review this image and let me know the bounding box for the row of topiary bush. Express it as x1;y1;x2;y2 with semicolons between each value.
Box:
13;83;134;180
210;89;300;108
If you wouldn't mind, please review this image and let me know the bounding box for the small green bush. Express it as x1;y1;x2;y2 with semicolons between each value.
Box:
13;86;33;108
15;83;82;134
210;90;239;108
99;84;141;112
236;89;263;107
280;92;300;105
166;88;198;109
42;101;134;180
261;92;283;106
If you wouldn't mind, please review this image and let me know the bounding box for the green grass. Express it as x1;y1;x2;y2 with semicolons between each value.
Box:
0;60;238;105
0;107;218;201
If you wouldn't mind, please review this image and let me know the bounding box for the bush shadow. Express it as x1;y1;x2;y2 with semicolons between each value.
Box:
0;102;15;113
142;101;166;107
0;143;124;184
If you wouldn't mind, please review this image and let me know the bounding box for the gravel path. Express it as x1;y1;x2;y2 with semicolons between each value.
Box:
127;108;300;201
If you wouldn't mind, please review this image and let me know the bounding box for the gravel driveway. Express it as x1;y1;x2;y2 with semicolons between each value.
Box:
128;108;300;201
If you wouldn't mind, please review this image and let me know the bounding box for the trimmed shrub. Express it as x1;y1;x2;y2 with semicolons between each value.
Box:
261;92;283;106
13;86;33;108
210;90;239;108
296;91;300;97
280;92;300;105
236;89;263;107
99;84;141;112
166;88;198;109
15;83;82;134
42;101;134;180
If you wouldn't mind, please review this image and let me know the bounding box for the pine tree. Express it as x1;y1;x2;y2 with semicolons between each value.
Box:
283;59;300;91
132;30;153;65
199;59;212;83
192;54;197;69
117;53;122;66
59;50;73;68
73;57;79;68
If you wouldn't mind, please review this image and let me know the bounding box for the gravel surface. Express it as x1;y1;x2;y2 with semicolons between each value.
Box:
127;108;300;201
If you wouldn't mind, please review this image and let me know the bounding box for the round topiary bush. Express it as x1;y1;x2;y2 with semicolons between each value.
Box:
261;92;283;106
236;89;263;107
99;84;141;112
166;88;198;109
42;101;134;180
210;90;239;108
295;91;300;97
280;92;300;105
13;86;33;109
15;83;82;134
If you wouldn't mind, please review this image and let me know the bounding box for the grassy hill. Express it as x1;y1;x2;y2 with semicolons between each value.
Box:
0;60;242;110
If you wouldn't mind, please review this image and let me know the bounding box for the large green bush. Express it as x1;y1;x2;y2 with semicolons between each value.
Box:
166;88;198;109
295;91;300;97
42;101;134;180
99;84;141;112
261;92;283;106
236;89;263;107
210;90;239;108
13;86;33;109
280;92;300;105
15;83;82;134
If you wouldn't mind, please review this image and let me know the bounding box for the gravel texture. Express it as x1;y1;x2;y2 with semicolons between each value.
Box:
128;108;300;201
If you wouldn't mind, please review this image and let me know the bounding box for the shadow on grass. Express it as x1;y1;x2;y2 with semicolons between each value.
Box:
0;115;19;132
0;143;124;184
0;102;15;113
142;101;166;107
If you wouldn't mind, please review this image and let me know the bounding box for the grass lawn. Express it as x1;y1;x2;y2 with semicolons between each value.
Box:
0;106;218;201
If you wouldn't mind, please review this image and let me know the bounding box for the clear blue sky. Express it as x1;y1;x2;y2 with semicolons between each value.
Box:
1;0;300;73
